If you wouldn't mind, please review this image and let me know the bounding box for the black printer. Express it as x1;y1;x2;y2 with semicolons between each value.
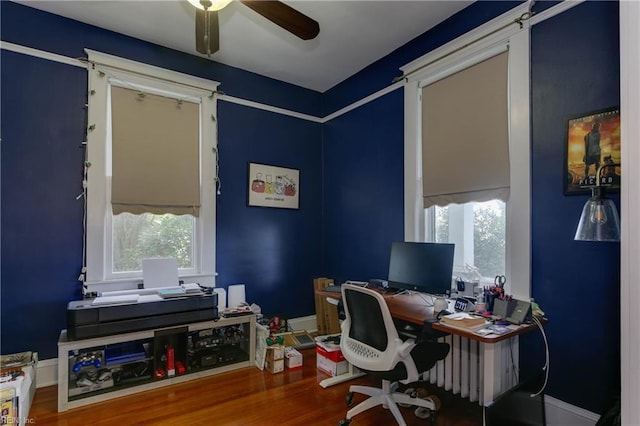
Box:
66;293;218;340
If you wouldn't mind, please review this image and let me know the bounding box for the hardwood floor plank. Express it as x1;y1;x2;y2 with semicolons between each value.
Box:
30;348;481;425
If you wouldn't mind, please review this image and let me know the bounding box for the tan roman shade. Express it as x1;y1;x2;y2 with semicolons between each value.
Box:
111;86;200;216
421;51;509;208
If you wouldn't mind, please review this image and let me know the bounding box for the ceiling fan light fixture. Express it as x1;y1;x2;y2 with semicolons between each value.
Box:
187;0;233;12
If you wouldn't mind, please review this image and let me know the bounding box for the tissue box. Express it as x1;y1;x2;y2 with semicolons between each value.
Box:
284;347;303;370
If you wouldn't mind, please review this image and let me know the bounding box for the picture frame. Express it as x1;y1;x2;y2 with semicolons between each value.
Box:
564;106;621;195
248;162;299;209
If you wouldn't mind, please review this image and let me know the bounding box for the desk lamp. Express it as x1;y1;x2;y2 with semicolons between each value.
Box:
574;164;621;242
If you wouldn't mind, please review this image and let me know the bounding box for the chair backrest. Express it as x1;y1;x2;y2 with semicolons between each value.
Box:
340;284;410;372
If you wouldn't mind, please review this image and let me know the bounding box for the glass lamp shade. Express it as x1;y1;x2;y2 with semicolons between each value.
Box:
574;186;621;242
187;0;233;11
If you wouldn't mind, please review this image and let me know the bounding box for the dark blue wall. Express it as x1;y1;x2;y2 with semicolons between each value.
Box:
322;90;405;284
527;1;621;413
1;2;323;360
216;102;323;317
1;51;88;358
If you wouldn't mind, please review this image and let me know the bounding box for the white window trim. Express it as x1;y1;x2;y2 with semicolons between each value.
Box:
84;50;219;292
620;1;640;422
403;2;531;300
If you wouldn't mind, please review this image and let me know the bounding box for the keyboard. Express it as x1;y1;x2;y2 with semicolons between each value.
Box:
324;285;342;293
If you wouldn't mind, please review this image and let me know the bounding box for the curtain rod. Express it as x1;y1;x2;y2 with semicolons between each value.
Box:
76;57;222;98
392;10;534;84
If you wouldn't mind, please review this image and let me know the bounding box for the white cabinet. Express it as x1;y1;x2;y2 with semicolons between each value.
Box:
57;315;255;412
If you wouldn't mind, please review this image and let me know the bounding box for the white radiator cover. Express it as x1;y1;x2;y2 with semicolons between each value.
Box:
427;334;518;405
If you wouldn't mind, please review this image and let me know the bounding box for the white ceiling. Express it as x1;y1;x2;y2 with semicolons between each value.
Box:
14;0;473;92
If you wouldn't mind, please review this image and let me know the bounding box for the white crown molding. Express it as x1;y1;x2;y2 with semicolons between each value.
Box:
0;40;85;68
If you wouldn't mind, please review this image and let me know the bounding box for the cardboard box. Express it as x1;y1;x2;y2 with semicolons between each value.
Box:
265;345;285;373
316;335;348;377
265;358;284;374
284;347;303;370
265;345;284;361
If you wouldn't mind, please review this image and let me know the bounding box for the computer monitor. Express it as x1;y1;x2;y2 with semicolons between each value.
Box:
387;242;455;296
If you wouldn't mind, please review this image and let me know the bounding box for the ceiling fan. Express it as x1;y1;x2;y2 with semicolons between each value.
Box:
187;0;320;56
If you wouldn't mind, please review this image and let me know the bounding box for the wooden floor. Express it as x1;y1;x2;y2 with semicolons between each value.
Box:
30;348;482;425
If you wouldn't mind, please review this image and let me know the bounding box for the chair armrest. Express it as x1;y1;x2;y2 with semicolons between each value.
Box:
397;338;416;359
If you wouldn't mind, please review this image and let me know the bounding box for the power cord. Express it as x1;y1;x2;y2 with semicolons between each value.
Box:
508;338;519;384
416;292;435;307
391;290;435;308
530;315;549;397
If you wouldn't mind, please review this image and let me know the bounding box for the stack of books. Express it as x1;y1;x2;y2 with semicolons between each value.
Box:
157;283;204;299
439;312;488;330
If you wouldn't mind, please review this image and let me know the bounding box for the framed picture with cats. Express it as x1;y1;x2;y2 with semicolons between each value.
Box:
248;162;300;209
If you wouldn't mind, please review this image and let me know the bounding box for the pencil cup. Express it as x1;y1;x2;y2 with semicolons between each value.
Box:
485;293;497;312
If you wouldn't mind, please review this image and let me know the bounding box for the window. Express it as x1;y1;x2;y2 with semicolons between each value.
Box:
426;200;506;283
402;3;531;299
110;212;195;274
84;50;219;291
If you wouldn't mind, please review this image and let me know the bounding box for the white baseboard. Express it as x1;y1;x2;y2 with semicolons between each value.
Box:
34;357;57;388
545;395;600;426
287;315;317;333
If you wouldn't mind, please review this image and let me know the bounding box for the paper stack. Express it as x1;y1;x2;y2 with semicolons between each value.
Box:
440;312;488;330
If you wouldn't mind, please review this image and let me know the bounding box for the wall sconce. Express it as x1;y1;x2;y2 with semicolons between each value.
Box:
574;164;621;242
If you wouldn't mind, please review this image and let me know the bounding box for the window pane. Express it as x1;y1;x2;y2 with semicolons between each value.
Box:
112;213;194;273
435;206;449;243
473;201;505;278
428;200;505;280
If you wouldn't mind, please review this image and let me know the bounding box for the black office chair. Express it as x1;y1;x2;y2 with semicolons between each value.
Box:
338;284;450;426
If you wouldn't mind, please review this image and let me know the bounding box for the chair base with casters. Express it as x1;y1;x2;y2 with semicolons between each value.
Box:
338;378;440;426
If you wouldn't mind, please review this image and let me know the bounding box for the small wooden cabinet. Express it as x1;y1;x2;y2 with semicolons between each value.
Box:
57;315;255;412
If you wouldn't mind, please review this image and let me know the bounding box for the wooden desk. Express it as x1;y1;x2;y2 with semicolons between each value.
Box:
317;288;544;405
383;291;540;342
321;289;539;341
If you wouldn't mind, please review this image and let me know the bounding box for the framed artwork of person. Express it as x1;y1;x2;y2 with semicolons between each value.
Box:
564;106;621;195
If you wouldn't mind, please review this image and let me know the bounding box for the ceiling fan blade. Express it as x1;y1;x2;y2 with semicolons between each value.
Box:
195;8;220;55
240;1;319;40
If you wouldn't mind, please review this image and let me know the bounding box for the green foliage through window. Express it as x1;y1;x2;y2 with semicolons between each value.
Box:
473;202;505;278
112;213;194;273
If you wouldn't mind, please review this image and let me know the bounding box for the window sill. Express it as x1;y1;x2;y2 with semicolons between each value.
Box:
83;273;216;295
